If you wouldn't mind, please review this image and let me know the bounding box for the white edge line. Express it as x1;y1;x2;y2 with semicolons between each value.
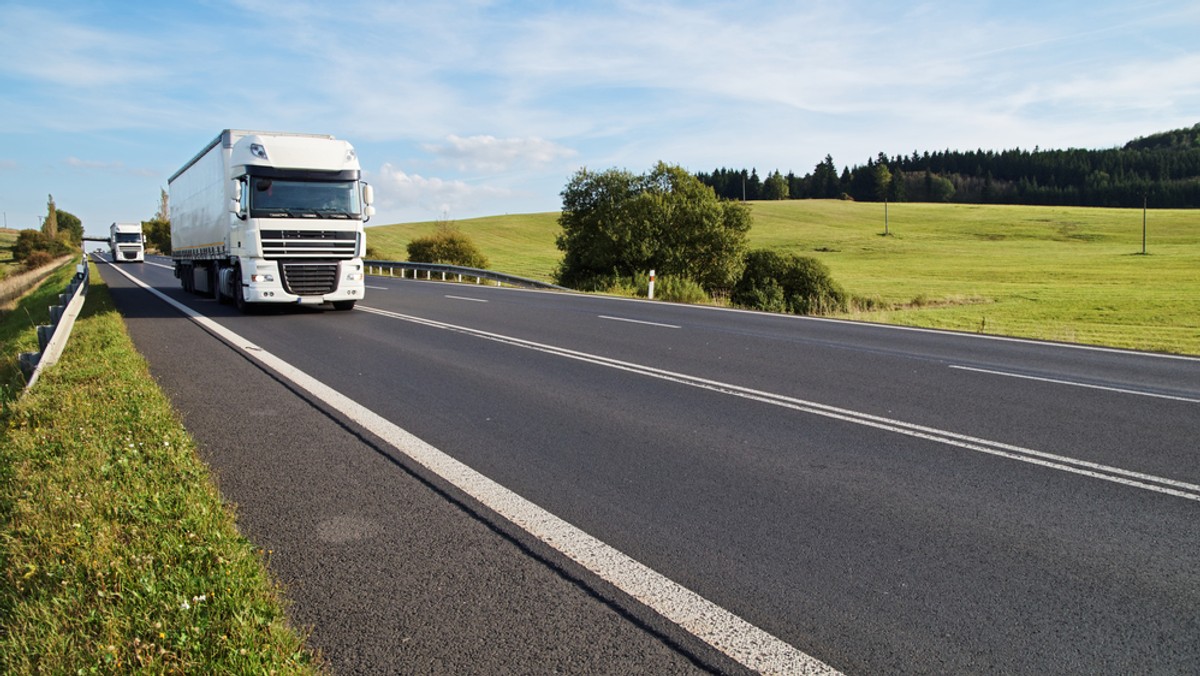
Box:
104;266;839;676
949;365;1200;403
445;295;488;303
599;315;681;329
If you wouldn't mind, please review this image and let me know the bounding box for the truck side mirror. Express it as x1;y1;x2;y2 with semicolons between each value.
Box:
229;179;246;219
362;183;374;206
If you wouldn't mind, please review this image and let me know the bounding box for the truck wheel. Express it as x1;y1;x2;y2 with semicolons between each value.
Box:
332;300;356;311
233;267;257;314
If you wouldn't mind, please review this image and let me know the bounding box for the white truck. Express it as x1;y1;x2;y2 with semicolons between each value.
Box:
109;222;145;263
168;129;374;312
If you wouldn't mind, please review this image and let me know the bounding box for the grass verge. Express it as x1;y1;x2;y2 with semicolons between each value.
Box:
0;261;320;673
366;201;1199;355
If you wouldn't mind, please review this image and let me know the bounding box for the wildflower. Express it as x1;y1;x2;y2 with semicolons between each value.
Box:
180;599;190;611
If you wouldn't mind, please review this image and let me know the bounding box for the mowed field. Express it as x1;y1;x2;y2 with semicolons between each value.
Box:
365;200;1199;355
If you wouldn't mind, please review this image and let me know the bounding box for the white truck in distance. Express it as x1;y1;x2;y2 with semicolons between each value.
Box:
168;129;374;312
109;222;145;263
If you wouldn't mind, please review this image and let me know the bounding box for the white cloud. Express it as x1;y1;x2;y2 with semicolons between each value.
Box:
374;163;513;219
65;157;159;178
422;135;576;171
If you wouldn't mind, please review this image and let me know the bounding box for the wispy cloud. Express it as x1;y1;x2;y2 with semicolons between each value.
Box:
374;163;513;219
64;157;160;178
422;135;576;172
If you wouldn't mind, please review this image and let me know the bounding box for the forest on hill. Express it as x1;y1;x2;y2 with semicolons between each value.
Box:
697;123;1200;208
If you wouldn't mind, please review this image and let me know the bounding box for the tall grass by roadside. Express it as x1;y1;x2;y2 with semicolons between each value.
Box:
0;262;320;673
366;201;1199;355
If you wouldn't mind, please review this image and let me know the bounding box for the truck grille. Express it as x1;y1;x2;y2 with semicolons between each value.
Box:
280;262;339;296
260;230;357;259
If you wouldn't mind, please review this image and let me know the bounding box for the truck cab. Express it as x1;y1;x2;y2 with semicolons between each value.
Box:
110;222;145;263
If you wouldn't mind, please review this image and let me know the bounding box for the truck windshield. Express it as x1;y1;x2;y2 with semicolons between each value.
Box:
249;178;361;219
115;233;142;243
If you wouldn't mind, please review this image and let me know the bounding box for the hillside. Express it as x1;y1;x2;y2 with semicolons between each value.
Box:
366;200;1199;355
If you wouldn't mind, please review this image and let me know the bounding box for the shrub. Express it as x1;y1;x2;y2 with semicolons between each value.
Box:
21;250;55;271
11;229;70;263
406;225;489;269
732;250;847;315
652;275;710;304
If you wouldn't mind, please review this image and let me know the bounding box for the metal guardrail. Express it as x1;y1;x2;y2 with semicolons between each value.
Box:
362;260;570;292
19;255;90;392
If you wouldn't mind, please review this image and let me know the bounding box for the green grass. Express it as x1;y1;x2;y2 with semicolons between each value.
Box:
367;201;1199;355
0;262;320;674
367;213;563;281
0;229;18;281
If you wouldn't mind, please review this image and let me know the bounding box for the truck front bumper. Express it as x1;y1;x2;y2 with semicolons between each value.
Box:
242;259;365;305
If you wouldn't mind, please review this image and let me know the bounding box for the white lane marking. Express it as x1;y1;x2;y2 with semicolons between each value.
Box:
104;266;838;675
950;365;1200;403
599;315;681;329
358;305;1200;503
446;295;488;303
366;285;390;290
146;261;174;270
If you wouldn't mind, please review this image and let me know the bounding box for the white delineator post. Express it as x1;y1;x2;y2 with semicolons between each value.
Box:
648;269;656;300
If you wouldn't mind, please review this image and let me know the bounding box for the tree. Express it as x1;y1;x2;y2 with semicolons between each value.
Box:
56;209;83;246
143;188;172;253
762;170;789;200
43;194;58;239
873;160;893;202
813;155;840;198
556;162;751;293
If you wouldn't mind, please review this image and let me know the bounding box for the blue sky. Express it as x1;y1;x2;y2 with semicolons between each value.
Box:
2;0;1198;242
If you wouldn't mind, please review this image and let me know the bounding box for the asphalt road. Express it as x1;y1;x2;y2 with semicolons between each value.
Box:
97;255;1200;674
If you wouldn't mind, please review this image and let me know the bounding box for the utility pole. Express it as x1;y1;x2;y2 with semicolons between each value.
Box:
1142;194;1147;255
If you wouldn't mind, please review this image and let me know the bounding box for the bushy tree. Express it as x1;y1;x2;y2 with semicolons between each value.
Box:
11;229;70;263
53;209;83;246
732;249;847;315
406;221;489;269
142;218;171;254
143;188;172;253
763;170;789;200
556;162;750;293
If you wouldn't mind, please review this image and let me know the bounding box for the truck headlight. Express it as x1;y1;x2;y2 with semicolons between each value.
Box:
250;273;274;283
346;272;363;282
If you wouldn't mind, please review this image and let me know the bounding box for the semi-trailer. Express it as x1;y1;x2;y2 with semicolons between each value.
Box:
109;222;145;262
168;129;374;312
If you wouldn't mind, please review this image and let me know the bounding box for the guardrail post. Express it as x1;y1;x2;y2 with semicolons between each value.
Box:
19;352;40;380
49;305;63;325
37;325;53;352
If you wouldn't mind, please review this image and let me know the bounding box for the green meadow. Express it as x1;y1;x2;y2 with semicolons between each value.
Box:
368;200;1198;355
